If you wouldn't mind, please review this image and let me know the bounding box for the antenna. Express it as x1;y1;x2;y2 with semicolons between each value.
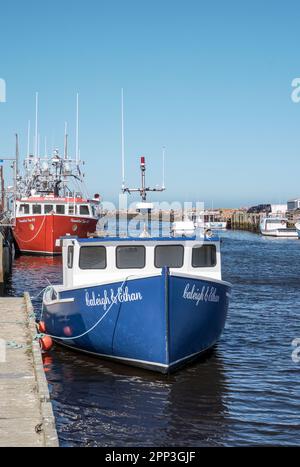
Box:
64;122;68;159
121;88;125;189
27;120;31;158
122;156;166;203
37;133;40;159
44;137;47;157
75;93;79;165
15;133;19;177
162;146;166;189
34;92;39;160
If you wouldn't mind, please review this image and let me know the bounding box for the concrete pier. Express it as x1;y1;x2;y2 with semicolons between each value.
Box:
230;210;296;233
230;211;262;233
0;294;58;447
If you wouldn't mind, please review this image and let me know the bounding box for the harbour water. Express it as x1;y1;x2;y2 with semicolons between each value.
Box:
3;231;300;446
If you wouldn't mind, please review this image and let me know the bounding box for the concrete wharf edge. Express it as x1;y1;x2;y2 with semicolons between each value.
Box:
0;294;59;447
24;293;59;447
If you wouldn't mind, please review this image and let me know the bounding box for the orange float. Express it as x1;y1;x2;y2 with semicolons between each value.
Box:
38;321;46;333
39;335;53;351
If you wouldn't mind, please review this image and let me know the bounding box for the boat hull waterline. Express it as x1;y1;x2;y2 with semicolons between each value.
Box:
260;228;298;238
43;270;231;373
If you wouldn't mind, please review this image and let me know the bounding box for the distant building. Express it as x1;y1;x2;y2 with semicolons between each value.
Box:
271;204;287;215
287;199;300;211
247;203;287;215
247;204;271;214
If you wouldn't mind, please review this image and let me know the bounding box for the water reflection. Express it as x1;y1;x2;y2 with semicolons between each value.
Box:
2;254;62;300
44;346;229;447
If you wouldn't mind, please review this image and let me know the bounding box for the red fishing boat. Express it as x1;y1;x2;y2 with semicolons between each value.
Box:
13;194;99;255
13;146;100;255
10;93;101;255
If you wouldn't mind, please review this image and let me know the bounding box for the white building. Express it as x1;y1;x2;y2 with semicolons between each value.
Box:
287;199;300;211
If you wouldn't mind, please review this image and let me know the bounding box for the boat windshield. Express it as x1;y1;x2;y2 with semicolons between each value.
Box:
266;219;286;224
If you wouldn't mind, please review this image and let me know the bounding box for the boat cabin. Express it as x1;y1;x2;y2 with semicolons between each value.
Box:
15;197;98;218
260;217;287;232
59;235;222;289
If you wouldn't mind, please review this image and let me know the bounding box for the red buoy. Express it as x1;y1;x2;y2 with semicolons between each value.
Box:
39;335;53;351
38;321;46;333
63;326;73;337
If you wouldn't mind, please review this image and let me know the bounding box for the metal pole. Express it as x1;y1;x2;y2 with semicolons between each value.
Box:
15;133;19;177
34;92;38;160
121;88;125;189
75;93;79;165
64;122;68;159
0;166;4;212
27;120;31;158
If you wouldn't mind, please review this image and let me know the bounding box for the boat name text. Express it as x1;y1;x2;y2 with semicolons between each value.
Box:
85;287;143;310
183;284;220;305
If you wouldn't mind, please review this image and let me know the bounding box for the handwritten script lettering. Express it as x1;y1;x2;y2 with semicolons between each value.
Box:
85;287;143;310
183;284;220;305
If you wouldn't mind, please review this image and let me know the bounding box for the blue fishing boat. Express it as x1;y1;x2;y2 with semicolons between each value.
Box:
42;156;231;373
42;232;231;373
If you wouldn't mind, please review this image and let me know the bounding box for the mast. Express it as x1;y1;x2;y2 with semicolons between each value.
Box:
64;122;68;159
12;133;19;201
140;156;146;201
15;133;19;178
27;120;31;158
15;95;89;202
34;92;39;161
122;156;165;203
0;165;4;212
37;134;40;159
121;88;125;189
75;93;79;165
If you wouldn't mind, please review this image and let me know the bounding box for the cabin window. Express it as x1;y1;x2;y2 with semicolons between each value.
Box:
155;245;184;268
68;205;75;215
32;204;41;214
266;219;285;225
192;245;217;268
56;205;65;215
116;246;146;269
67;246;74;269
19;203;30;215
79;246;107;269
79;205;89;215
44;204;54;214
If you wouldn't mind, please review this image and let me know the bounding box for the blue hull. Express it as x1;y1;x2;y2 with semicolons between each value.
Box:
43;271;231;373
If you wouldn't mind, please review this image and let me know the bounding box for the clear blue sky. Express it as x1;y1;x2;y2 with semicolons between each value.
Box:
0;0;300;207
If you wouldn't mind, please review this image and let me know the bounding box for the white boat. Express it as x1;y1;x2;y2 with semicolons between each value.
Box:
193;214;226;231
295;222;300;239
259;217;298;238
204;221;227;230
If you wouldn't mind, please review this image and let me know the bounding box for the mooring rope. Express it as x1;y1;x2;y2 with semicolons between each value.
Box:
37;276;134;342
6;340;28;349
30;284;53;301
